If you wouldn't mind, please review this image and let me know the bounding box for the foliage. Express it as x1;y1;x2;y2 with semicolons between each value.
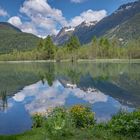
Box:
0;106;140;140
37;35;56;60
45;107;74;138
32;113;45;128
108;110;140;138
70;105;95;128
44;36;56;59
45;105;95;138
66;36;81;52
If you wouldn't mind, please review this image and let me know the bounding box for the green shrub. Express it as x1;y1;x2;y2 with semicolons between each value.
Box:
108;110;140;138
45;107;74;138
32;113;45;128
70;105;95;128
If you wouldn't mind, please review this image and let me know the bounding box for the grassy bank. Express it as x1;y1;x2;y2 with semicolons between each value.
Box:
78;59;140;63
0;105;140;140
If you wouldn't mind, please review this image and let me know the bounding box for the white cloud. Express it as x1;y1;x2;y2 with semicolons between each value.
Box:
7;0;107;37
71;0;86;3
69;9;107;27
18;0;67;36
8;16;22;27
8;16;38;35
20;22;38;35
7;0;67;37
0;7;8;17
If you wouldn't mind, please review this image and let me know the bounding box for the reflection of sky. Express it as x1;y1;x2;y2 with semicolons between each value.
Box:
0;80;134;134
13;80;133;117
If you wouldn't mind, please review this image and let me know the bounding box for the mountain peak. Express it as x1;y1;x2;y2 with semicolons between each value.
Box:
115;0;140;14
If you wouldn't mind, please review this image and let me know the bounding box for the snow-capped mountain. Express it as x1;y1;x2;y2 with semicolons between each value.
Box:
53;21;97;45
77;21;97;27
64;27;75;32
53;27;75;45
76;0;140;44
53;0;140;45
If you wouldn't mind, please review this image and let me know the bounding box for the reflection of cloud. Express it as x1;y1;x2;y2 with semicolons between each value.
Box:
72;88;108;104
25;83;70;114
13;94;25;102
12;80;131;116
13;81;49;102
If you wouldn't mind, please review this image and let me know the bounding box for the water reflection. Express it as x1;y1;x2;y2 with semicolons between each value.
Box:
0;91;8;111
38;64;55;86
12;80;133;121
0;62;139;134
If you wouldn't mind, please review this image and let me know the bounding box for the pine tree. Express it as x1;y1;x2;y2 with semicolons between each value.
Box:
37;39;44;51
67;36;80;52
66;36;81;62
44;35;56;59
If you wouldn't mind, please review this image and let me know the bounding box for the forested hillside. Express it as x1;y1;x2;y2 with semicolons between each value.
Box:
0;22;39;54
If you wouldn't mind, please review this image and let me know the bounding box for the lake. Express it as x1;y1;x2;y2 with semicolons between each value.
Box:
0;62;140;135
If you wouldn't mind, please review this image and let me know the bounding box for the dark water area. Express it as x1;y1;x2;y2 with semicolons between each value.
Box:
0;62;140;135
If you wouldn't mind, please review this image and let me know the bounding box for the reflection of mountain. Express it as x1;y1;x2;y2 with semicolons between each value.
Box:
54;63;140;107
79;74;140;107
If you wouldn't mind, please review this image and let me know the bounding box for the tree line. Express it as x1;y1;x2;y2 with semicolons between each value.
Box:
0;35;139;61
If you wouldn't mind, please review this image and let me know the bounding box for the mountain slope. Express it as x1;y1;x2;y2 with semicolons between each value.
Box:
78;0;140;44
105;13;140;41
0;22;39;54
53;27;74;45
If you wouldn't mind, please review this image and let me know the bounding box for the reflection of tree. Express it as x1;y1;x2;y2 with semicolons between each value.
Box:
94;75;109;82
0;91;8;111
38;63;55;86
67;63;81;85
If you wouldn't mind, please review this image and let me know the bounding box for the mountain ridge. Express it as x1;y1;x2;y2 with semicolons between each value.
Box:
53;0;140;45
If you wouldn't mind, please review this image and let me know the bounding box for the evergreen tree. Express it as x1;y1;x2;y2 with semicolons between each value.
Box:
67;36;80;52
44;35;56;59
66;36;81;62
91;36;98;58
37;39;44;51
92;36;97;44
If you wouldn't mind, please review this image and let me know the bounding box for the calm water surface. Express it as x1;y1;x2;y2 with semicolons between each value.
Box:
0;62;140;135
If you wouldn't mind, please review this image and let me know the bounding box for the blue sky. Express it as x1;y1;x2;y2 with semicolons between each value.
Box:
0;0;136;37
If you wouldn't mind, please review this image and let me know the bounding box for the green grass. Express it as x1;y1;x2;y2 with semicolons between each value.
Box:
0;128;46;140
0;127;139;140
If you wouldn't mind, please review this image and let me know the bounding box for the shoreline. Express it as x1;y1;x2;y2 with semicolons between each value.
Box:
0;59;140;63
